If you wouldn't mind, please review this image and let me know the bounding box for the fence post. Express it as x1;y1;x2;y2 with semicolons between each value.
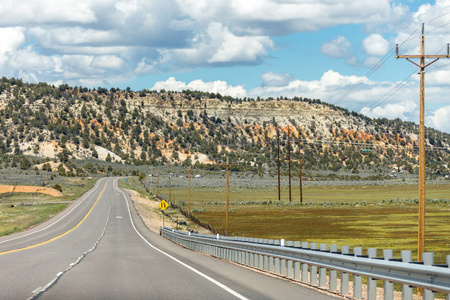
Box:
353;247;363;299
340;246;350;295
401;250;413;300
329;245;338;292
423;252;434;300
383;249;394;300
319;244;328;287
287;241;293;278
447;255;450;300
367;248;377;300
274;240;280;274
294;241;301;280
310;243;318;285
301;242;309;283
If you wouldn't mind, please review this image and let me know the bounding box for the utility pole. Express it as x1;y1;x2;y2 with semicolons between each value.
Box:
396;23;450;262
150;166;153;193
168;161;171;203
157;170;160;197
188;166;191;215
287;126;292;203
298;126;303;203
277;127;281;201
226;157;230;235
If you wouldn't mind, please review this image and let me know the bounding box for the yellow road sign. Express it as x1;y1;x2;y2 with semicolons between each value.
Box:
158;200;169;211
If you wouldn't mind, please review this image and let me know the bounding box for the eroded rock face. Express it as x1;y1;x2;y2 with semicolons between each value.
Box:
0;80;447;175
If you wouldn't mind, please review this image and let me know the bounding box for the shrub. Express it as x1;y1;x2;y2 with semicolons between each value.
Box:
52;183;63;192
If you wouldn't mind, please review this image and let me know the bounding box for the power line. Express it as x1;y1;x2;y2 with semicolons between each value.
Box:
363;69;419;118
333;24;423;107
361;42;449;118
333;47;395;106
426;11;450;24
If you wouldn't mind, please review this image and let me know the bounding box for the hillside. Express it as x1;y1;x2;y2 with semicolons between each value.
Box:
0;77;449;178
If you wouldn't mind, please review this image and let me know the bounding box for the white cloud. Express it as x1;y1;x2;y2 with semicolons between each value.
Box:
261;71;294;87
0;0;97;25
0;27;25;54
394;1;450;55
321;36;351;58
428;105;450;132
250;70;396;104
360;101;417;120
363;34;390;56
0;0;405;87
91;55;125;70
170;22;273;67
151;77;247;98
179;0;396;34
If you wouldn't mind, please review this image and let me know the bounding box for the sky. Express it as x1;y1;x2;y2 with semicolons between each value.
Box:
1;0;450;133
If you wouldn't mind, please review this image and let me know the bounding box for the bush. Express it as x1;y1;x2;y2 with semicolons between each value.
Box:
52;184;63;192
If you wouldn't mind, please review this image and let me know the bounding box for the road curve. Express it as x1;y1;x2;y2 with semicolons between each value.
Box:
0;177;337;299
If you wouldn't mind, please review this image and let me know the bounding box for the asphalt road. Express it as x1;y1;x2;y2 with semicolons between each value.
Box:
0;177;337;300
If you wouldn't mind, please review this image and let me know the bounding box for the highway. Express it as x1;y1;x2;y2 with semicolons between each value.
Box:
0;177;337;299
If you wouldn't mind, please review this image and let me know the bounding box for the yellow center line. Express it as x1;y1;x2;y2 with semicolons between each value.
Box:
0;182;108;256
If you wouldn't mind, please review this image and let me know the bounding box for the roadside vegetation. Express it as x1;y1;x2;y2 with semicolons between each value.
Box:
0;76;448;266
150;172;450;264
0;176;97;236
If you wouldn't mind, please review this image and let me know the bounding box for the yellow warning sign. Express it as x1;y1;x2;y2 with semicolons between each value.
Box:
158;200;169;211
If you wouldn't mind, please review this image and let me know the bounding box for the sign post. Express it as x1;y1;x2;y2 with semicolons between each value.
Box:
159;200;169;228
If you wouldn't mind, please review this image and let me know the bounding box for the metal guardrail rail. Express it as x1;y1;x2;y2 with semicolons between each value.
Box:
160;227;450;300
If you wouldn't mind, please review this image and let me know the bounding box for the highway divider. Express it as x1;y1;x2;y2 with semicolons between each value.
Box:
160;227;450;300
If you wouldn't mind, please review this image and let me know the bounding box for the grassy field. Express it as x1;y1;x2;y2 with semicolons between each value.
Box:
0;177;98;236
158;183;450;263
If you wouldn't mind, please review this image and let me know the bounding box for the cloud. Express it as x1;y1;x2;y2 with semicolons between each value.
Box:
0;0;97;25
394;1;450;55
363;34;390;56
0;0;404;87
321;36;351;58
428;105;450;133
0;27;25;54
169;22;274;67
360;100;417;120
250;70;400;106
178;0;395;34
261;71;294;87
151;77;247;98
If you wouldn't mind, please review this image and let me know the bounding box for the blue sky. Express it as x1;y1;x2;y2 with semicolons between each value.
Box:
1;0;450;132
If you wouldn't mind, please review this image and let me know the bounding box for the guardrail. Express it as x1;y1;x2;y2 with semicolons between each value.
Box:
160;227;450;300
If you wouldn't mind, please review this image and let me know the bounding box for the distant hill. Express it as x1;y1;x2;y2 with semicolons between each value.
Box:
0;77;449;178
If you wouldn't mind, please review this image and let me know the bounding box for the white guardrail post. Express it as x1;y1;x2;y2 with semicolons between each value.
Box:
160;228;450;299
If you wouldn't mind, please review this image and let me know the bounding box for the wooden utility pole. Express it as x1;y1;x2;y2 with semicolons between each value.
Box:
298;126;303;203
188;166;191;215
277;127;281;201
396;23;450;262
157;170;160;196
287;126;292;202
150;166;153;192
226;157;230;235
168;161;171;203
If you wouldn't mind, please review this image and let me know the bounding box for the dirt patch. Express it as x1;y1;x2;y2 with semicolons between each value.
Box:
123;188;210;234
0;185;63;197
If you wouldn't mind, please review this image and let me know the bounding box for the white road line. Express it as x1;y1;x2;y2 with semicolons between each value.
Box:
114;179;249;300
0;179;104;245
28;202;112;300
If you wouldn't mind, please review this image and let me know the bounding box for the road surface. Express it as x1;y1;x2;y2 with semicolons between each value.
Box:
0;177;337;299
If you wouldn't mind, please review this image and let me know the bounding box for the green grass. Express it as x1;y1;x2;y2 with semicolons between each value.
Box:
0;177;98;237
119;177;152;198
0;203;68;236
158;183;450;264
